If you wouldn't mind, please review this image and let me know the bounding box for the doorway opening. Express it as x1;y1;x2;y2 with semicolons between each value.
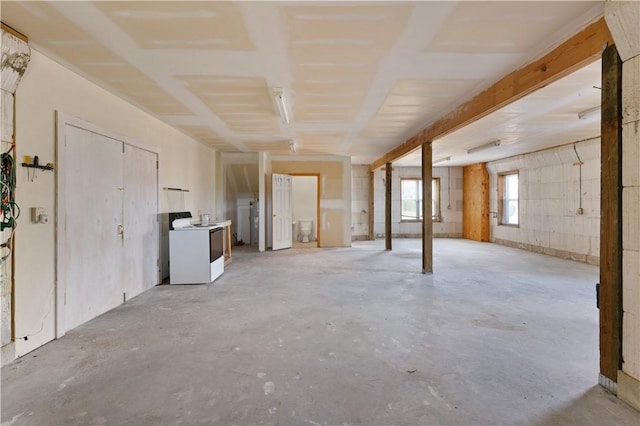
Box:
291;174;320;248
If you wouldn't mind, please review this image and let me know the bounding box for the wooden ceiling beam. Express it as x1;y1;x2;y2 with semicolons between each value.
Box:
1;22;28;42
370;17;613;171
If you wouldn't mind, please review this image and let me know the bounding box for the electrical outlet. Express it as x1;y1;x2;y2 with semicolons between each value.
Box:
31;207;45;223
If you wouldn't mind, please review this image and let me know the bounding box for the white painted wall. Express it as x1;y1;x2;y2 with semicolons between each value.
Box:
258;152;270;252
224;169;238;244
13;49;218;357
487;138;600;264
213;151;224;221
373;166;464;238
292;176;318;241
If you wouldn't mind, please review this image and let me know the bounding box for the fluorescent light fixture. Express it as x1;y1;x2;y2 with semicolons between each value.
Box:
467;140;501;154
432;156;451;166
578;106;600;120
288;139;297;153
273;87;290;124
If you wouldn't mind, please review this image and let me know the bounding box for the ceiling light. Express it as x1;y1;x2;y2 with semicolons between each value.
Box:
273;87;290;124
578;106;601;120
467;140;501;154
432;156;451;166
288;139;297;153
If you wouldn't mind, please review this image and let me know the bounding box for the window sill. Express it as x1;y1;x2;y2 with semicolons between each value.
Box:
498;223;519;228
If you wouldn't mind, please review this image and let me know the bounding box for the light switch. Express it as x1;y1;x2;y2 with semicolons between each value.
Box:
31;207;48;224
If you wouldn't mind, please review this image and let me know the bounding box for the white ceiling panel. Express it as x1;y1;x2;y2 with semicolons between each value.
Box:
2;1;604;164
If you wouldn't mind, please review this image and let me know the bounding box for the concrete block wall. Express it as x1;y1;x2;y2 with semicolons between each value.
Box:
373;166;463;238
621;46;640;402
487;138;601;264
351;165;370;240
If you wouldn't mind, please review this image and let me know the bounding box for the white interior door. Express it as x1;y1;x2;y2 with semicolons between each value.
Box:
123;145;159;296
272;173;292;250
63;125;124;331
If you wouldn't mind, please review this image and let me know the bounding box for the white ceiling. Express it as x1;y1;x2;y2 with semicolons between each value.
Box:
2;1;604;165
396;59;602;167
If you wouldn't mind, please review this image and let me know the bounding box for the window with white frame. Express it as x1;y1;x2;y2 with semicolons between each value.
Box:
499;172;519;225
400;178;440;222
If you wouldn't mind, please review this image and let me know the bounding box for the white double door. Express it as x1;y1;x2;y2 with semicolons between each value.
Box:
272;173;292;250
58;120;158;335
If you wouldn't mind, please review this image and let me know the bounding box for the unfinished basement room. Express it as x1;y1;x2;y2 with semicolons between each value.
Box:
1;1;639;425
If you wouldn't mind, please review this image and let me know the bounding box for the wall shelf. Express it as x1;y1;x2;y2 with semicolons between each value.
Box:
21;163;54;171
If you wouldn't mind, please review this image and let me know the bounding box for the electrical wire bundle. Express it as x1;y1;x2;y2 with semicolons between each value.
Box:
1;146;20;263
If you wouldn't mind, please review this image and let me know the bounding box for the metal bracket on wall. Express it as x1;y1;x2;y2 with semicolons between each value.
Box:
162;187;190;192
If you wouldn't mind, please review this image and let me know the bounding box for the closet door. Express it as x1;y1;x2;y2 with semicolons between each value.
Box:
123;145;159;296
63;125;124;331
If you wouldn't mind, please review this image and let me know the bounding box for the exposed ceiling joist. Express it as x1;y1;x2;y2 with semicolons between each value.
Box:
370;17;613;171
1;22;28;41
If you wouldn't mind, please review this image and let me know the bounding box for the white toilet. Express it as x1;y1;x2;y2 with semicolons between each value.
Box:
299;219;313;243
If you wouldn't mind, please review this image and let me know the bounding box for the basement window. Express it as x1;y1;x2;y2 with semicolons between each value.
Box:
498;172;519;226
400;178;441;222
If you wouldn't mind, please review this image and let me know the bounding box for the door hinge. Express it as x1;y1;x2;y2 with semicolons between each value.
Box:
596;283;600;309
156;160;159;169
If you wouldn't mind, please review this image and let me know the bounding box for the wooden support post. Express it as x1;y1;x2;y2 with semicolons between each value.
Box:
599;43;623;383
368;171;375;240
422;141;433;273
385;163;392;250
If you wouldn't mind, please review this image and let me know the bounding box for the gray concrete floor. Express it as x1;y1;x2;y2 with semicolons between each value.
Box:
2;239;639;425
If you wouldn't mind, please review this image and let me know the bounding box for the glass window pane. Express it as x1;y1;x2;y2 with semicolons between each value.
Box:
508;200;518;224
506;174;518;198
502;174;519;225
431;179;437;219
401;179;423;221
401;180;415;200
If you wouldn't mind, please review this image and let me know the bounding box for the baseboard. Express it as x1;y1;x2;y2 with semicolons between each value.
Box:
618;370;640;411
1;342;16;367
493;238;600;265
372;233;463;239
599;373;618;394
434;233;463;238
